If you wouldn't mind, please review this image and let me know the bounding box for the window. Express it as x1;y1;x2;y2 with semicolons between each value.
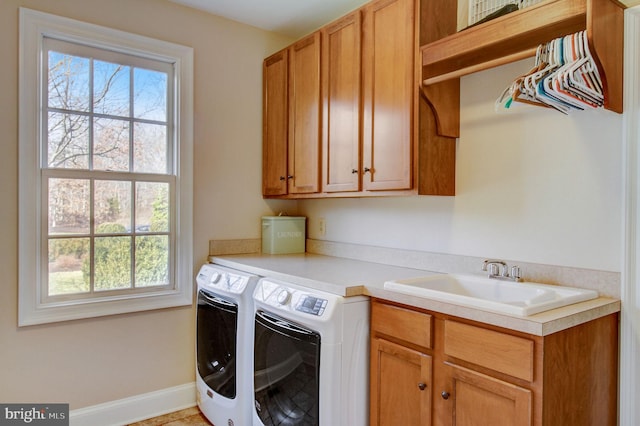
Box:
19;8;194;325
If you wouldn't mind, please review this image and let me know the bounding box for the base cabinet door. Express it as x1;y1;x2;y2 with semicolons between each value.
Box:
445;364;532;426
370;338;432;426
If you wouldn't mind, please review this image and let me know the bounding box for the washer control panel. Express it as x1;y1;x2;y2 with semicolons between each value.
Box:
196;264;251;295
255;278;335;318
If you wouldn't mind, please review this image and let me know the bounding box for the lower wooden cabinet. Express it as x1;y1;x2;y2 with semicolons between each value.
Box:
370;338;432;425
370;299;619;426
446;364;532;426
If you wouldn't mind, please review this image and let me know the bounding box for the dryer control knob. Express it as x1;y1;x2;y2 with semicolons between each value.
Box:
276;289;291;305
210;272;222;284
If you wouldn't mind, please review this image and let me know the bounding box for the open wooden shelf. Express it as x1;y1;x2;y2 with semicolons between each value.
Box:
420;0;625;113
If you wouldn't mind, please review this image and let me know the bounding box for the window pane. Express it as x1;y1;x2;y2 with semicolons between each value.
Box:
94;180;131;234
48;178;90;235
134;68;167;121
134;123;167;174
94;60;130;117
48;51;90;112
47;112;89;169
48;238;90;295
136;235;169;287
94;236;131;291
93;117;130;171
136;182;169;232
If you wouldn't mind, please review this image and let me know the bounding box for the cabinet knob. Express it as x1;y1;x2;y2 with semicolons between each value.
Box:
351;169;358;174
418;382;427;391
279;176;286;181
364;167;371;174
287;175;293;180
441;391;450;400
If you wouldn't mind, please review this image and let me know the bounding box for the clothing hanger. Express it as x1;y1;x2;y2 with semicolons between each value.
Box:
541;34;589;112
511;48;544;105
495;44;552;111
565;32;603;104
529;36;572;113
495;30;605;114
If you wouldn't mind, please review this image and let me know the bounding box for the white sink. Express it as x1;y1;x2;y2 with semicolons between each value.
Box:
383;273;598;316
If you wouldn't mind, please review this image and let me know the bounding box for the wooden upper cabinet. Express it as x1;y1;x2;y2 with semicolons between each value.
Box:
288;32;322;194
262;49;289;196
362;0;416;191
322;12;362;193
263;0;459;198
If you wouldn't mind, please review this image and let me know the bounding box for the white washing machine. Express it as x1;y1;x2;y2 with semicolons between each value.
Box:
252;277;370;426
196;264;260;426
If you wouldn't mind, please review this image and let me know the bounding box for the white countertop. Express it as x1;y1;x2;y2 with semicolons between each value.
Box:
210;253;621;336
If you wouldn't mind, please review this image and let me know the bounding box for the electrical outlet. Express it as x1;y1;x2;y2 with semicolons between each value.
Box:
318;218;326;236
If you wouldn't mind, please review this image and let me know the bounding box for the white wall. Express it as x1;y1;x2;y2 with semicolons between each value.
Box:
300;59;623;272
0;0;292;410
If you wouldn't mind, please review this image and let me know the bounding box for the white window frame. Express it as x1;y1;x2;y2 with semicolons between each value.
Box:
18;8;194;326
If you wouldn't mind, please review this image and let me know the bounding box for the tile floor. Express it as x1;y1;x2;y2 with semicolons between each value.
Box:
127;406;211;425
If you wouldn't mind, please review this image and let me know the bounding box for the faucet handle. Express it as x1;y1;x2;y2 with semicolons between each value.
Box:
510;265;522;281
482;259;506;276
482;259;500;271
484;263;499;276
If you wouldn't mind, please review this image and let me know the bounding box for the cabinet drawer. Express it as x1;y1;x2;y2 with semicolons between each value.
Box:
444;320;534;382
371;302;432;348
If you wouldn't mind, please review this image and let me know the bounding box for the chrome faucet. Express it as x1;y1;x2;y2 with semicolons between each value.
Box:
482;259;522;282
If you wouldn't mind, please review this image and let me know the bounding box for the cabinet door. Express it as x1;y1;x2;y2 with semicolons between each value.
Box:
362;0;416;191
321;12;362;193
288;32;321;194
445;364;532;426
262;49;289;196
370;338;432;426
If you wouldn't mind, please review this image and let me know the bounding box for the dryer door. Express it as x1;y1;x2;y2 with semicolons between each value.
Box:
196;289;238;399
254;310;321;425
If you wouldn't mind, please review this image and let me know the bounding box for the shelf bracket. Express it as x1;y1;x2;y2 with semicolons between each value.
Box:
420;80;460;138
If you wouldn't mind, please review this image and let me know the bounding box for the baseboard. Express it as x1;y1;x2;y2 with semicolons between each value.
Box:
69;382;196;426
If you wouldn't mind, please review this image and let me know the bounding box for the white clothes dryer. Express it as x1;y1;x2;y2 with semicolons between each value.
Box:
196;263;259;426
252;277;370;426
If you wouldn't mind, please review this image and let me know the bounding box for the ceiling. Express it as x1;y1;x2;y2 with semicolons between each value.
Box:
169;0;369;38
